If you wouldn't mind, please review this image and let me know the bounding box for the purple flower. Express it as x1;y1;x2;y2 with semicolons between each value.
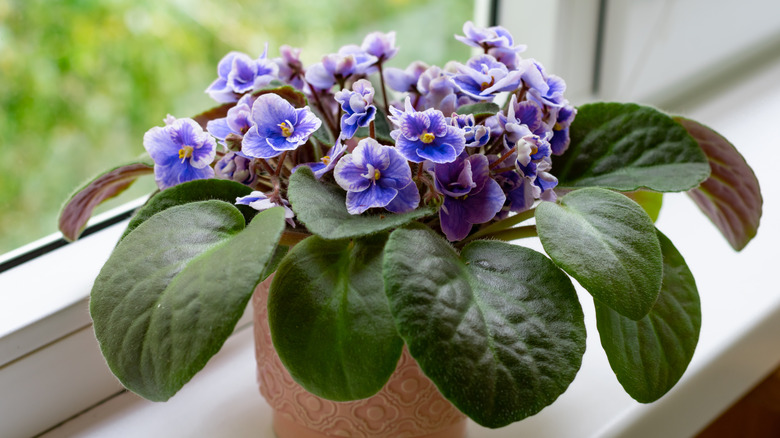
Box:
455;21;526;69
450;54;523;101
550;104;577;155
215;151;256;186
384;61;429;93
433;154;505;241
143;117;216;190
236;191;296;227
242;93;322;159
305;47;377;90
334;79;377;140
388;97;466;163
297;139;347;179
333;138;415;214
501;96;552;169
416;65;459;114
520;59;567;108
207;94;256;151
361;31;398;62
450;114;490;148
274;45;306;90
205;48;279;103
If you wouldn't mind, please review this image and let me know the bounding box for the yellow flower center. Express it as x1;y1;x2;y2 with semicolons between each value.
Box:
321;155;331;165
279;121;294;137
480;76;496;91
178;145;194;161
421;132;435;144
374;169;381;180
554;122;563;131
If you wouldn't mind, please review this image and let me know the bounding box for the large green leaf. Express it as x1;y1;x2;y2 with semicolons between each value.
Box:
268;233;402;401
90;201;286;401
554;103;710;192
536;188;662;320
59;157;153;241
674;117;762;251
287;167;435;239
383;227;586;428
595;230;701;403
121;179;254;241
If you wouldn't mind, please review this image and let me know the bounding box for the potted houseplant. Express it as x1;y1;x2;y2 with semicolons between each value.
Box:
59;20;762;437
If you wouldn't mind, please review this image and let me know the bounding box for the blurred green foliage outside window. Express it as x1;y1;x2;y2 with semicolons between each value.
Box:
0;0;473;255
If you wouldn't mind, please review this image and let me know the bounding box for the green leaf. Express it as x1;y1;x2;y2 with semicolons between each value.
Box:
554;102;710;192
268;233;402;401
59;158;154;241
90;201;286;401
456;102;501;122
287;167;436;239
623;190;663;223
536;188;662;320
674;117;763;251
383;227;586;428
121;179;254;241
595;230;701;402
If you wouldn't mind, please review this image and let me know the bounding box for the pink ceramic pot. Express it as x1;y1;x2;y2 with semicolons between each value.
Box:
252;275;467;438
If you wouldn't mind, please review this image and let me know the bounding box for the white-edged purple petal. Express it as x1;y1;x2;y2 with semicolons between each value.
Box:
207;118;232;142
334;154;373;192
251;93;298;128
345;183;398;215
385;181;420;214
377;147;412;190
242;125;282;159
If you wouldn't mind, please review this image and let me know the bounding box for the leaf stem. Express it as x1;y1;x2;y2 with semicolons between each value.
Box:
460;208;536;245
483;225;537;242
279;230;311;247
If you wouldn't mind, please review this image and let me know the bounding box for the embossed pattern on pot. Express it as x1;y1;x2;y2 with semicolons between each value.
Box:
252;275;467;438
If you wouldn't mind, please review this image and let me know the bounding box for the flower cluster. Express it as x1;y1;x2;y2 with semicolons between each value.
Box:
143;21;576;241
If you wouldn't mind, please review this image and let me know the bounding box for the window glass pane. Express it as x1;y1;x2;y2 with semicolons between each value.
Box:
0;0;475;255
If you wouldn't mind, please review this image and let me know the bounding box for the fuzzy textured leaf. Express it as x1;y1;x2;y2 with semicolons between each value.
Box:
121;179;254;241
554;103;710;192
536;188;662;320
59;158;154;241
287;167;435;239
595;230;701;402
90;202;285;401
675;117;762;251
383;227;586;428
268;233;402;401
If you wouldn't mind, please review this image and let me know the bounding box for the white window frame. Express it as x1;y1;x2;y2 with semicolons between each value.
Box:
3;1;780;436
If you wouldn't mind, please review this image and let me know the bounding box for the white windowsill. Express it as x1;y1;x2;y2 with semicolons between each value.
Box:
4;42;780;438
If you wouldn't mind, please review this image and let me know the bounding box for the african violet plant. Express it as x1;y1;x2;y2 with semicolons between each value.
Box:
60;21;762;428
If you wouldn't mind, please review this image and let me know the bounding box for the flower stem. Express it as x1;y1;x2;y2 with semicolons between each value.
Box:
306;82;338;140
489;145;516;169
377;61;391;118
